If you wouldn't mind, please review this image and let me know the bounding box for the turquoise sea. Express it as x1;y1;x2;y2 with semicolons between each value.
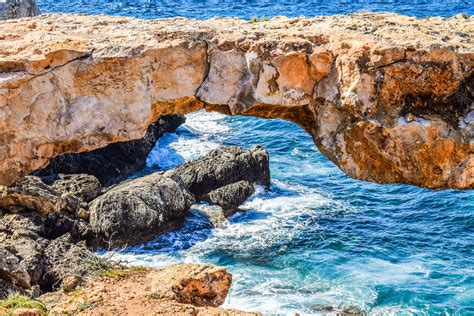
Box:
37;1;474;314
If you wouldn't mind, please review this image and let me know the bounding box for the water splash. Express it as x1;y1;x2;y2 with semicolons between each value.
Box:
110;110;474;315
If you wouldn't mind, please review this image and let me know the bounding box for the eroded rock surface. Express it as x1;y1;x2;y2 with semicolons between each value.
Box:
89;171;196;247
174;145;270;198
149;264;232;307
0;176;79;215
0;211;104;299
0;0;39;20
41;264;258;315
206;180;255;213
0;13;473;189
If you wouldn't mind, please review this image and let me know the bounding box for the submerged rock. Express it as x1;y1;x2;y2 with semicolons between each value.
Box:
175;145;270;199
0;0;39;20
89;171;195;247
34;115;185;187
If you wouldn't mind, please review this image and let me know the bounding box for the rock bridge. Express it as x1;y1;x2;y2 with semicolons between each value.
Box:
0;13;473;189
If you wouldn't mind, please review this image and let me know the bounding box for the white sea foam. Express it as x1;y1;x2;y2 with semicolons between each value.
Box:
185;110;230;135
146;110;229;168
110;110;461;315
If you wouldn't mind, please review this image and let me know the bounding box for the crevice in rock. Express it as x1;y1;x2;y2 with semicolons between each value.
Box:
400;74;474;128
32;115;185;187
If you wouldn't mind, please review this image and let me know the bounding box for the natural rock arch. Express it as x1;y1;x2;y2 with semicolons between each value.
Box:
0;13;473;189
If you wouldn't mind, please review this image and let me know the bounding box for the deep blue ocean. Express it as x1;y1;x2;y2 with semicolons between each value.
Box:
37;1;474;315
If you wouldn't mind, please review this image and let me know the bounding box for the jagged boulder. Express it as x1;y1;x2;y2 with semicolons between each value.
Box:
42;233;97;291
89;171;195;247
0;248;31;290
51;174;102;202
175;145;270;199
0;177;79;215
0;0;39;20
150;264;232;307
206;180;255;214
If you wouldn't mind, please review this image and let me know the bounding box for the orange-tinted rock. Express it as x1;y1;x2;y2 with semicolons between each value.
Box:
0;13;473;189
41;264;258;315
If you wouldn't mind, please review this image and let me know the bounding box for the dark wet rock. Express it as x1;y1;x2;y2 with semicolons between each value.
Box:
89;171;195;247
207;180;255;213
34;115;185;187
0;178;108;298
175;145;270;199
51;174;101;203
43;212;82;241
0;176;78;215
0;142;272;300
0;0;40;20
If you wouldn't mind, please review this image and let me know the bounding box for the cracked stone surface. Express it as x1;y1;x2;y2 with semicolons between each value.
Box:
0;13;473;189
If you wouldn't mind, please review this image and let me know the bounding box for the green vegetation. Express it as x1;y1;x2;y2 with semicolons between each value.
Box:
0;293;48;316
250;16;268;23
78;300;102;312
100;267;129;279
100;265;148;279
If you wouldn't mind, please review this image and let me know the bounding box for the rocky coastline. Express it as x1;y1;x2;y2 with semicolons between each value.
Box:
0;115;271;314
0;3;472;314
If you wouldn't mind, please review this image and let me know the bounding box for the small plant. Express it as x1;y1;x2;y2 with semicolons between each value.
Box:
100;267;129;279
129;265;148;272
78;300;102;312
250;16;269;23
0;293;48;316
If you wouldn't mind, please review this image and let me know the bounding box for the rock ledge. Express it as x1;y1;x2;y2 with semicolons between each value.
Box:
0;13;473;189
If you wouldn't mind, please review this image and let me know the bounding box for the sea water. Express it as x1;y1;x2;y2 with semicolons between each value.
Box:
36;1;474;314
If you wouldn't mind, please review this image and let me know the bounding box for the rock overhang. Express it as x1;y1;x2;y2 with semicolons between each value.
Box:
0;12;473;189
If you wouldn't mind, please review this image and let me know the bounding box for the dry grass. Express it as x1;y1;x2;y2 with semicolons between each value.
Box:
0;293;47;316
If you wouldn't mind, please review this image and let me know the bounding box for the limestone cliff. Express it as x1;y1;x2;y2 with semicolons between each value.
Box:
0;13;473;189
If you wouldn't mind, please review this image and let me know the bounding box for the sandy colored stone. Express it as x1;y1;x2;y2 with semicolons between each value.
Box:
11;308;42;316
0;13;473;189
41;264;259;315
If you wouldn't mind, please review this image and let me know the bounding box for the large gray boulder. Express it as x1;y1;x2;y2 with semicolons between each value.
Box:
174;145;270;199
0;0;40;20
89;172;195;247
207;180;255;213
